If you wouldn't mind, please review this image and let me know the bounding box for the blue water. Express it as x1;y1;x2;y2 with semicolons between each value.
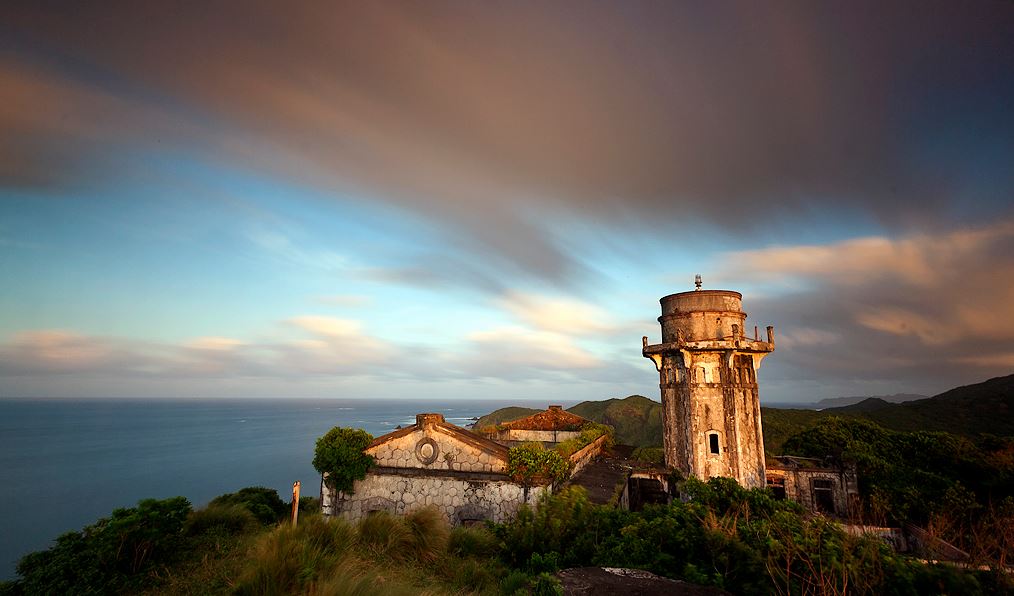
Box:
0;397;557;580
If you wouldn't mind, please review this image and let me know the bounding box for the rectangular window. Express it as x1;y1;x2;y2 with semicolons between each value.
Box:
812;479;836;514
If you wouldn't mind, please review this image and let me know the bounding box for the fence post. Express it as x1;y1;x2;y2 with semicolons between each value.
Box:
291;481;301;526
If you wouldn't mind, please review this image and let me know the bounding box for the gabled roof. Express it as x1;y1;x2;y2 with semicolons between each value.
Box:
367;413;508;459
499;405;587;432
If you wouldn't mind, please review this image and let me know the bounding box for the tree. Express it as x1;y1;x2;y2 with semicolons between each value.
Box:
312;427;374;495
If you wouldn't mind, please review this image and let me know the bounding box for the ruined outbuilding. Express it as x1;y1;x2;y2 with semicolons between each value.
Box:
765;456;860;518
324;407;610;526
479;404;587;444
322;413;549;525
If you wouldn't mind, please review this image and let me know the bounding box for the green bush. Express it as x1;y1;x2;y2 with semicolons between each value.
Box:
555;422;614;458
10;496;192;595
313;426;375;494
184;504;259;536
209;486;287;525
448;525;500;559
507;442;570;487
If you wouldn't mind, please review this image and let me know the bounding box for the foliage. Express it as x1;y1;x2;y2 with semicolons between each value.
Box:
781;417;1014;531
184;503;259;536
313;426;375;494
631;446;665;464
8;496;192;595
234;506;516;595
554;422;614;458
492;478;999;595
209;486;287;524
296;495;320;514
568;395;664;447
507;442;571;486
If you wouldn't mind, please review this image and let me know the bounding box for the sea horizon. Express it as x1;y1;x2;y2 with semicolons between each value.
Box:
0;396;574;580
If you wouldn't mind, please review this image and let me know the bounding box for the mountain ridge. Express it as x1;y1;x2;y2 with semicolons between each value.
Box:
473;373;1014;453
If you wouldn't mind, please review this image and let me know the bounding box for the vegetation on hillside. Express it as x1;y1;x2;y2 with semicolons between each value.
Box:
473;407;542;430
568;395;663;447
495;482;1010;595
782;417;1014;564
6;481;1008;596
476;374;1014;455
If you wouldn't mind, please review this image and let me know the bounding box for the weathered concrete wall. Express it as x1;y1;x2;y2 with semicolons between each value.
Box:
568;434;609;476
486;429;582;444
645;288;772;489
660;290;746;343
767;467;852;517
323;469;548;525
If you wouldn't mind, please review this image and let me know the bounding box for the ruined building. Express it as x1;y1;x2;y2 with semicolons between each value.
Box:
322;408;610;526
642;282;774;489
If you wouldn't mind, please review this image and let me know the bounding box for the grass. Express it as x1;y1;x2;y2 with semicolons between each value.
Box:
144;506;530;595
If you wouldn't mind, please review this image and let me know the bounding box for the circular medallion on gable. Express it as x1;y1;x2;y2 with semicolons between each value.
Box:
415;437;439;465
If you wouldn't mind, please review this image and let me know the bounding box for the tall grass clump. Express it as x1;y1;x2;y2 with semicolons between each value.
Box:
355;511;412;559
403;507;450;563
232;516;356;595
448;525;500;559
309;559;424;596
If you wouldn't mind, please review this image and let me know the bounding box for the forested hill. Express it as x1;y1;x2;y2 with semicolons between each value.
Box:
473;395;662;446
475;374;1014;453
824;373;1014;436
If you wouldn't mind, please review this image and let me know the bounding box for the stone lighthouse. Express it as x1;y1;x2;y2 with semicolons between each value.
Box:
642;278;774;489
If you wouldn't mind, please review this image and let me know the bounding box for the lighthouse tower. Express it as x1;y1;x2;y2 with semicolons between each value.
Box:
642;278;774;489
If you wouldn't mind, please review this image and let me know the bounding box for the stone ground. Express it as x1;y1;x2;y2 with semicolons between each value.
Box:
565;445;635;504
556;567;731;595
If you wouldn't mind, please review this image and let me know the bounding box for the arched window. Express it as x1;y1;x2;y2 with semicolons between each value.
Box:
707;431;721;455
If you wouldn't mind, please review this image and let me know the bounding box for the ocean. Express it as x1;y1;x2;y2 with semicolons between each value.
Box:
0;397;558;580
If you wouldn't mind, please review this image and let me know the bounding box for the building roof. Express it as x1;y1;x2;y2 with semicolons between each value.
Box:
498;405;588;432
367;413;508;459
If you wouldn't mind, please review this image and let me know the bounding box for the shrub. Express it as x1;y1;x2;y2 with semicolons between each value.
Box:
448;525;500;559
555;423;614;458
11;496;192;594
208;486;287;525
507;442;570;487
184;504;259;536
313;426;375;494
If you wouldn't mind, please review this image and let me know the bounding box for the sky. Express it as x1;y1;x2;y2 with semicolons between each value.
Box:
1;1;1012;403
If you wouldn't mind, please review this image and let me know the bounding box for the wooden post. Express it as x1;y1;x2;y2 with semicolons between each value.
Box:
291;481;301;526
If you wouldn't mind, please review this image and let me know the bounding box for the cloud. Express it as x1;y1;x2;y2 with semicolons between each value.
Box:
4;2;1012;284
497;291;615;336
456;326;602;380
717;218;1014;395
0;330;152;375
316;294;371;307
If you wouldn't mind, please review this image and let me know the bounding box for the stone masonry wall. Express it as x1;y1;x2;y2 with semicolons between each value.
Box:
323;471;548;525
369;425;504;474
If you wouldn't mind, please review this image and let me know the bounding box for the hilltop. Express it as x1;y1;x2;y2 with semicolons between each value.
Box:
476;374;1014;454
474;395;662;446
813;393;927;409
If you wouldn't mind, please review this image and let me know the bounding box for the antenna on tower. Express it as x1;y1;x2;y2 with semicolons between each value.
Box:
694;274;702;290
